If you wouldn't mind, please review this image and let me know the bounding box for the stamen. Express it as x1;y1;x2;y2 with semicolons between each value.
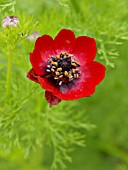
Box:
76;74;79;78
54;77;59;80
59;81;62;86
74;74;79;78
59;75;63;78
52;66;56;69
46;69;51;72
64;71;68;76
56;55;60;59
51;68;55;72
73;59;79;64
47;65;51;68
72;68;76;73
71;63;77;67
55;71;60;76
57;68;62;72
68;74;73;79
46;52;81;86
51;61;57;66
64;55;67;59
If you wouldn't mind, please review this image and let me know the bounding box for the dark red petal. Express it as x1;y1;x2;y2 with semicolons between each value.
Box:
30;50;45;75
35;35;54;56
52;81;96;100
54;29;76;54
81;61;106;86
38;76;94;100
73;36;96;65
27;68;39;83
30;35;55;75
45;91;61;107
38;76;56;93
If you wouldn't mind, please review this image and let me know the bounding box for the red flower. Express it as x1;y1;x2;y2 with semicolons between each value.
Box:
27;29;106;107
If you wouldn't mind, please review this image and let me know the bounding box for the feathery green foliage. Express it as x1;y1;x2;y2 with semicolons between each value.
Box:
0;0;128;170
0;0;16;12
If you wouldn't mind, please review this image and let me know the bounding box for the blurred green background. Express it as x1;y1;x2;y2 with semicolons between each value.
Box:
0;0;128;170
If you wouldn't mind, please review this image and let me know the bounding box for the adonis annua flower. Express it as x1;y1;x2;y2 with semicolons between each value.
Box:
27;29;106;107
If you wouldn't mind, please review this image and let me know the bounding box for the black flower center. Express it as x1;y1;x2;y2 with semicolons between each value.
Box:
45;52;81;86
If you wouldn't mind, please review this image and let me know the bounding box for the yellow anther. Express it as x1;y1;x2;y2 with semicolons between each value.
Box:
72;68;76;74
68;74;73;78
51;61;57;66
74;59;78;64
71;63;77;67
57;67;62;72
55;71;60;76
56;55;60;59
64;71;68;76
64;55;67;59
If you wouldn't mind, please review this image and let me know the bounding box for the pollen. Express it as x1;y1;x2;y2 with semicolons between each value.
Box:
46;52;81;86
72;68;76;74
64;71;68;76
56;55;60;59
73;59;79;64
57;67;62;72
51;61;57;66
71;63;77;67
55;71;60;76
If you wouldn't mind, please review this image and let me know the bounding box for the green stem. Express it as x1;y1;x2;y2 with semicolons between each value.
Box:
6;51;12;97
96;141;128;164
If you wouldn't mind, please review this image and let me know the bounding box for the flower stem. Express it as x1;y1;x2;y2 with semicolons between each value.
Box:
6;51;12;97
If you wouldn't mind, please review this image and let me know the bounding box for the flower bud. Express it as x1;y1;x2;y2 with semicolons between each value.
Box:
26;31;39;41
2;16;19;28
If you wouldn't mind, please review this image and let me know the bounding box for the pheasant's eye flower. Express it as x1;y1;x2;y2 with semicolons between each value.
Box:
27;29;106;107
2;16;19;28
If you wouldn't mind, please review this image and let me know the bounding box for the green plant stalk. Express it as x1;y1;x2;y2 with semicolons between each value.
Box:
6;51;12;97
96;141;128;164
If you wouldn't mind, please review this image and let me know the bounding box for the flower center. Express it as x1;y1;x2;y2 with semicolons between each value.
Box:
46;52;81;86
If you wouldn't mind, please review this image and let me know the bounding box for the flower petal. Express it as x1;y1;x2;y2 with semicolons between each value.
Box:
38;76;56;93
45;91;61;107
30;50;45;75
35;35;54;57
54;29;76;54
51;61;106;100
73;36;96;65
30;35;55;75
27;68;39;83
81;61;106;86
52;81;96;100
